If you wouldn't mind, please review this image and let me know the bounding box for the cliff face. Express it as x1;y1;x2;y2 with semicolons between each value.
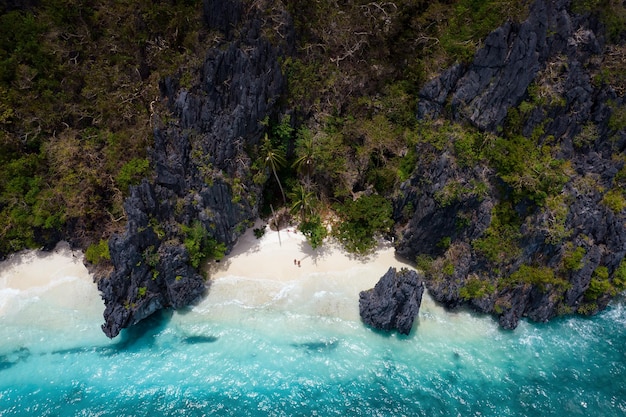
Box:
96;0;625;336
98;0;289;338
396;0;626;328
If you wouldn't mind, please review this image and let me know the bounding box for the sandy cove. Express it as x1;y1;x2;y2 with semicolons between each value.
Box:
208;220;413;283
0;242;107;341
198;220;417;321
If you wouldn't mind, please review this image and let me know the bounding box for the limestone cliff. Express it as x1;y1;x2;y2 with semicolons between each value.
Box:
396;0;626;328
96;0;626;336
98;0;289;338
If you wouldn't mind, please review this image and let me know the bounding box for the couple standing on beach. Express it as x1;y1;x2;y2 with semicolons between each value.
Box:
293;259;300;267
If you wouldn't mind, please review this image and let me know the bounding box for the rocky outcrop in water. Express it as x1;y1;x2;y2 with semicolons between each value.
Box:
98;0;290;338
359;267;424;335
396;0;626;329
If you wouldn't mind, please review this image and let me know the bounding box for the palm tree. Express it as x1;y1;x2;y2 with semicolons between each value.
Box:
288;184;316;222
260;133;287;205
292;129;315;184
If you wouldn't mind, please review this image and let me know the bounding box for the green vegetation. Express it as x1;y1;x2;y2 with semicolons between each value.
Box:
541;194;572;245
274;0;536;209
584;262;626;301
573;123;600;149
608;101;626;133
288;185;317;222
612;258;626;292
116;158;151;192
416;254;435;275
452;127;484;168
438;0;529;63
435;179;488;207
292;127;315;181
572;0;626;42
143;246;160;268
584;266;612;300
473;203;521;264
0;0;204;256
253;225;266;239
507;264;570;292
259;133;288;205
85;239;111;265
486;134;568;204
298;215;328;249
562;245;586;271
437;237;452;251
182;221;226;269
459;276;495;300
602;188;626;213
334;194;393;255
442;261;455;276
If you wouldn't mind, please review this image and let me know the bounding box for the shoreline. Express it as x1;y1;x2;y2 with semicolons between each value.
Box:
0;224;419;328
0;241;90;293
198;220;418;322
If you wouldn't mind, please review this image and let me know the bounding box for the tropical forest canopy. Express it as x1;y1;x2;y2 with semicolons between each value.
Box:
0;0;624;259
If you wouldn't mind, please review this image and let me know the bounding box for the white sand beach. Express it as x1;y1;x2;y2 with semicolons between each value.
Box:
0;242;108;349
0;224;418;328
201;220;416;322
209;220;412;282
0;226;497;343
0;241;88;291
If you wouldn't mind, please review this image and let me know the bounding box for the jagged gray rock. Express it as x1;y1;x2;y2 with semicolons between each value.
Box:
418;0;601;132
398;0;626;329
98;181;208;338
98;0;290;338
359;267;424;335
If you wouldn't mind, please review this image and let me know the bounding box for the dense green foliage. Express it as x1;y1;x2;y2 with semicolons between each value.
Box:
0;0;204;256
459;276;495;300
562;245;586;271
487;135;569;204
116;158;151;192
473;203;522;264
334;194;393;254
260;134;288;205
84;239;111;265
182;221;226;269
298;215;328;249
507;264;570;293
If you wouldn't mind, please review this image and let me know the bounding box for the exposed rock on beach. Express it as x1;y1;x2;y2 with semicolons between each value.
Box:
359;267;424;335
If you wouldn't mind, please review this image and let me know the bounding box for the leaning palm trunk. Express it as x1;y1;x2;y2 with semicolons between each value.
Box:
261;134;287;207
272;165;287;206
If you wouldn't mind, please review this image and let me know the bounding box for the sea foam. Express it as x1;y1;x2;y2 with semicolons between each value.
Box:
1;245;625;416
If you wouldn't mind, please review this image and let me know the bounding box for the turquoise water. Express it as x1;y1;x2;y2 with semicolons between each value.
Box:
1;251;625;416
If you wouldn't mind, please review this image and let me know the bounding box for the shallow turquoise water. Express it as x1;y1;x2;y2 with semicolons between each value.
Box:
1;253;625;416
